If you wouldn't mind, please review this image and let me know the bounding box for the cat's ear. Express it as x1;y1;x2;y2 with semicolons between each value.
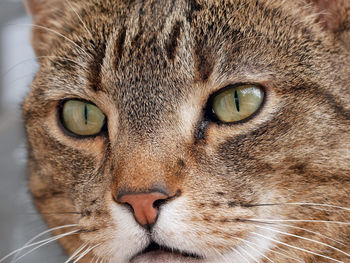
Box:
309;0;349;31
23;0;41;16
308;0;350;45
23;0;61;18
23;0;63;57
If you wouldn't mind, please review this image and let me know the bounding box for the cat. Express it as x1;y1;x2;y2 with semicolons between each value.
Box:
13;0;350;262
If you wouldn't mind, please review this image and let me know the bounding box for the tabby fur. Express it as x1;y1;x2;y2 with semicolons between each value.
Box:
22;0;350;262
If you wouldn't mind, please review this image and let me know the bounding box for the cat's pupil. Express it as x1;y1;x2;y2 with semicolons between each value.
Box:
234;89;240;112
84;104;88;125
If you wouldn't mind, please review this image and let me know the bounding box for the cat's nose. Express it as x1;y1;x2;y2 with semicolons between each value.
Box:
118;192;169;228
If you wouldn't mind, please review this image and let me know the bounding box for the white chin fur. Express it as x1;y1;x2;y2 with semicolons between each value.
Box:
106;204;150;263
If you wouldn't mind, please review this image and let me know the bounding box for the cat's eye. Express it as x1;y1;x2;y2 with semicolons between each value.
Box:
211;84;264;123
61;100;106;136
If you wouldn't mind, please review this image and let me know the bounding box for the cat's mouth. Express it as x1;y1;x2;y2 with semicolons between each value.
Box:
130;241;203;262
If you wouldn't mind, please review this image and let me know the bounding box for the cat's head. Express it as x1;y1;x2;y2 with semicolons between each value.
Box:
22;0;350;262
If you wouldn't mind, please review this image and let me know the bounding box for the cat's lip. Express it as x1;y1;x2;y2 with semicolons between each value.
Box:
130;241;203;263
130;250;203;263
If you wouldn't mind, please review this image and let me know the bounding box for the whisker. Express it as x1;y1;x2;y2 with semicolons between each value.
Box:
310;207;343;213
267;246;305;263
239;246;259;263
2;59;37;78
65;0;94;40
64;244;88;263
231;248;250;263
231;236;275;263
2;55;86;78
245;219;350;225
243;202;350;212
11;230;79;263
212;248;230;263
11;224;77;262
6;24;91;57
73;246;92;263
76;243;100;263
39;212;82;215
271;246;306;263
251;231;345;263
91;255;96;263
286;203;350;212
0;228;78;263
275;223;345;246
255;225;350;258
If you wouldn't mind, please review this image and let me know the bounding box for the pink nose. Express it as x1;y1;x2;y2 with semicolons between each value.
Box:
118;192;168;227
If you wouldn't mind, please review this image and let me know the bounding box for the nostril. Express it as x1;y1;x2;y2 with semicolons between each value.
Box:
153;189;181;208
153;198;167;209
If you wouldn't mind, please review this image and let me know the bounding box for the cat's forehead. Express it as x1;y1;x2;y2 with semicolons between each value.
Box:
71;1;305;87
34;0;330;135
44;0;315;87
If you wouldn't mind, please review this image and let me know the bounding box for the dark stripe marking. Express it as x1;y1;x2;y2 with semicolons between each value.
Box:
194;44;214;82
88;37;106;91
186;0;202;23
132;1;146;46
166;21;183;60
115;27;127;69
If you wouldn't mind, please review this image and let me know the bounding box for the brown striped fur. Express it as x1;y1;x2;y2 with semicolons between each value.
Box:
23;0;350;262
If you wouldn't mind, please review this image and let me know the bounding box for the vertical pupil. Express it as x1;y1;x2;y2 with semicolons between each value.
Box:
234;89;240;112
84;104;88;125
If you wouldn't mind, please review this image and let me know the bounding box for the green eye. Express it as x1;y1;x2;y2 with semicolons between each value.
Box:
61;100;106;136
212;84;264;123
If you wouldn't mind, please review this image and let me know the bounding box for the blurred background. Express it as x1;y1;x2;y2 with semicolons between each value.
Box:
0;0;65;262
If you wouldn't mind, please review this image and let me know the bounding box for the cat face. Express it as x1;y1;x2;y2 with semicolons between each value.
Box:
22;0;350;262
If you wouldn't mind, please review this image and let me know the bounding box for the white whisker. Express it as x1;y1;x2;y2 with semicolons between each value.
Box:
90;255;96;263
255;225;350;258
247;219;350;225
275;223;345;246
73;246;91;263
73;243;100;263
231;248;250;263
65;0;94;39
212;247;230;263
266;246;305;263
231;236;275;263
12;230;79;263
6;24;91;57
251;231;345;263
239;246;259;263
10;224;77;262
2;56;86;79
286;203;350;212
0;229;78;263
64;244;88;263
